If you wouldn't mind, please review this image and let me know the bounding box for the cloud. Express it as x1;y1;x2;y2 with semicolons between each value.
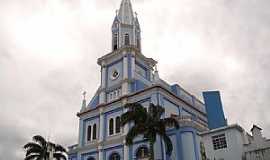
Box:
1;0;270;159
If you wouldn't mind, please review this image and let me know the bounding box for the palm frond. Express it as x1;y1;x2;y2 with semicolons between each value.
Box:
148;103;164;119
162;135;173;156
53;153;67;160
24;142;42;150
55;144;67;153
121;111;136;126
126;125;145;145
121;103;147;126
33;135;46;147
25;147;42;157
162;117;179;129
25;154;39;160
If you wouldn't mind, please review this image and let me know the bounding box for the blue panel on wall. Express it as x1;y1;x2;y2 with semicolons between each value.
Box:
135;80;146;92
203;91;227;129
171;84;180;96
88;94;99;109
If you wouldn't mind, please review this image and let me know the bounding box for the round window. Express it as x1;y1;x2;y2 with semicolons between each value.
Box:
111;69;119;80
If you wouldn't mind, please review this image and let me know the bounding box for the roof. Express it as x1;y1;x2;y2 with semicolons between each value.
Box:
118;0;134;25
200;124;244;135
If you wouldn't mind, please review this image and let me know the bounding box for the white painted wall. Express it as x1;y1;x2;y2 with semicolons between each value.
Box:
201;127;245;160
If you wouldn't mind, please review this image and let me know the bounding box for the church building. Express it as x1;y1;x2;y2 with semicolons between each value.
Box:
68;0;210;159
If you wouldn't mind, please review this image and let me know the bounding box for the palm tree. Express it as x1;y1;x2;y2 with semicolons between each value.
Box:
23;135;67;160
121;103;179;160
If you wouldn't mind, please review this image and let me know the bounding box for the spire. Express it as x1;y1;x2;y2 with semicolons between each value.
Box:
118;0;134;25
81;91;87;110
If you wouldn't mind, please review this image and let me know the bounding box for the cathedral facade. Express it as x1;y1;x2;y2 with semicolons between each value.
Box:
68;0;209;159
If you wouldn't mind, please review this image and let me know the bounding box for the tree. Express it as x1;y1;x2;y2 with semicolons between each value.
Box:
200;142;207;160
23;135;67;160
121;103;179;160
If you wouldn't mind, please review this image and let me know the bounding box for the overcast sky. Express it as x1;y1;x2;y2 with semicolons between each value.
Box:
1;0;270;159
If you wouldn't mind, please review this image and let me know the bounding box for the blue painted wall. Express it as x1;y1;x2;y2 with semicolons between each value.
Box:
203;91;227;129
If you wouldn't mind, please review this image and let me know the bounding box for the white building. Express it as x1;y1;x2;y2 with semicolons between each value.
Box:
244;125;270;160
200;124;270;160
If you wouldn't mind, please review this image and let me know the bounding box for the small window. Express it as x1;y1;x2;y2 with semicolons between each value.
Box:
109;118;114;135
113;34;118;50
116;116;121;133
87;125;91;141
109;153;120;160
136;147;149;159
212;134;227;150
137;38;140;50
92;124;97;140
124;34;130;45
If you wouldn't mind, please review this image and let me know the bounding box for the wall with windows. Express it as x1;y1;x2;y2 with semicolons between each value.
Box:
105;110;122;138
84;117;99;145
201;125;245;160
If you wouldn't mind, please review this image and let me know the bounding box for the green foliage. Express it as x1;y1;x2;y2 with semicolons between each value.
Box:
23;135;67;160
200;142;207;160
121;103;179;160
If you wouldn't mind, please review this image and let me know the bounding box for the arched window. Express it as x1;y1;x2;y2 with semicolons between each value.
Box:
113;33;118;51
109;153;120;160
87;157;95;160
124;34;130;46
115;116;121;133
136;147;149;159
87;125;91;141
109;118;114;135
92;124;97;140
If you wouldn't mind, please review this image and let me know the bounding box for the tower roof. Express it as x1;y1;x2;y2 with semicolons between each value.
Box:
118;0;134;25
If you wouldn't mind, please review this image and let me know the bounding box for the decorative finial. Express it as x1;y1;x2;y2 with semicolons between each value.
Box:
82;91;87;100
135;12;138;17
81;91;87;110
116;10;118;16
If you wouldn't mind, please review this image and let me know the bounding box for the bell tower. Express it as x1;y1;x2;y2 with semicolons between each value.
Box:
111;0;141;51
97;0;157;105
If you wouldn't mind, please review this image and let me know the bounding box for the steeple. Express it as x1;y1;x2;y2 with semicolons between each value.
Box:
111;0;141;51
118;0;134;25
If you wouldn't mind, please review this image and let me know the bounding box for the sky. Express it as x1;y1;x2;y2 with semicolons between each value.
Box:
0;0;270;159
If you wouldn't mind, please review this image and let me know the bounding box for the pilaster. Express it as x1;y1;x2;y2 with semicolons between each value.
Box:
100;63;107;104
122;52;129;95
98;146;104;160
99;107;105;142
78;119;84;147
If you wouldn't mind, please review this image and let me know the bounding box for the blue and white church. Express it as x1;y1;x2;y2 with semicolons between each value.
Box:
68;0;215;159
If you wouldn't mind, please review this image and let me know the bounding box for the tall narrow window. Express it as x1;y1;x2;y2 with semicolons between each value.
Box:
92;124;97;140
87;125;91;141
137;37;140;50
113;34;118;50
116;116;121;133
124;34;130;45
109;118;114;135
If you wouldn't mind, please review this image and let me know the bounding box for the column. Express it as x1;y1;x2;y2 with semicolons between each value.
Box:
99;108;104;142
78;119;84;147
122;98;129;160
98;146;104;160
99;108;104;160
122;52;129;95
131;52;135;79
100;64;106;104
